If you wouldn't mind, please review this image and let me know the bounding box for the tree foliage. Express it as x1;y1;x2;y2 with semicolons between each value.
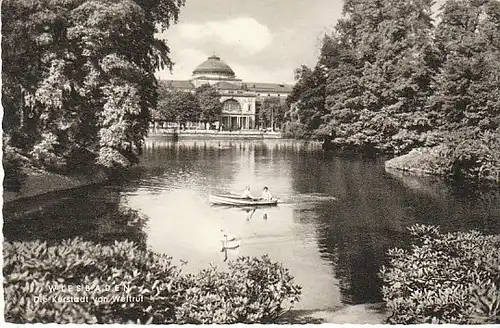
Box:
284;0;500;172
2;0;185;169
430;0;500;131
195;84;223;124
258;97;287;130
155;86;200;126
285;66;326;136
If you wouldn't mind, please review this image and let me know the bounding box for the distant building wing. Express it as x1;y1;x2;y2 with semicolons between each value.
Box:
243;82;293;94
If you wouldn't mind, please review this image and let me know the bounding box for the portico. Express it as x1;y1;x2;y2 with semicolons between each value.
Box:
220;115;253;130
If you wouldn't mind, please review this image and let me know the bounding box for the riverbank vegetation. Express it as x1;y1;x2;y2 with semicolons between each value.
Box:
381;224;500;324
150;82;223;130
2;0;185;190
283;0;500;184
3;238;301;324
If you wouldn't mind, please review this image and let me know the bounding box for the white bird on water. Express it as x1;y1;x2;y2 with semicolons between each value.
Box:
220;229;240;251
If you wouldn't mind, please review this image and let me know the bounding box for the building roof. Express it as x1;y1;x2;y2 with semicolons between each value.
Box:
162;80;195;90
243;82;293;93
161;79;294;95
192;55;236;78
161;55;294;94
213;81;242;90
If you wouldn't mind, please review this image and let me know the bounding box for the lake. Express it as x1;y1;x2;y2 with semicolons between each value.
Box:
4;139;500;311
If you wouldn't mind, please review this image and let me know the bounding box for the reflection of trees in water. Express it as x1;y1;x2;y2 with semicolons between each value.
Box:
289;152;500;305
291;202;389;305
313;185;500;305
306;202;405;305
3;187;149;249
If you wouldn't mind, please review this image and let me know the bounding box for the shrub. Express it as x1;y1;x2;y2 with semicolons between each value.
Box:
435;129;500;183
3;238;183;324
281;121;307;139
2;143;28;192
381;224;500;324
3;239;301;324
176;256;302;324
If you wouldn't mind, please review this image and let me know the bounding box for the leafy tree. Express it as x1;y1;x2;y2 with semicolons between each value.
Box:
285;35;337;137
430;0;500;132
287;66;326;136
258;97;287;131
1;0;185;169
195;84;222;126
156;89;200;128
321;0;438;154
323;37;366;149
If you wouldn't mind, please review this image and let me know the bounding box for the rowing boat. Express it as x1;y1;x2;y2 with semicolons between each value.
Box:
209;194;278;206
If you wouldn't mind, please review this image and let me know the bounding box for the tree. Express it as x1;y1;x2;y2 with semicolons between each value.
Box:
258;97;287;131
288;66;326;135
321;0;438;154
285;34;337;137
156;89;200;128
430;0;500;133
1;0;185;169
323;36;366;149
195;84;222;127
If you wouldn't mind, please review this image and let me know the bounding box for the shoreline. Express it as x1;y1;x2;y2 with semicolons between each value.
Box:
384;146;444;178
283;303;388;324
147;129;283;140
2;168;108;204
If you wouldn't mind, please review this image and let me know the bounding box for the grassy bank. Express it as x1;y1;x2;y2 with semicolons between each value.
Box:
3;167;107;204
281;304;387;324
385;146;446;176
385;131;500;185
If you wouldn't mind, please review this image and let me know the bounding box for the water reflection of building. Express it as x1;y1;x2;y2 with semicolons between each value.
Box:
162;55;293;130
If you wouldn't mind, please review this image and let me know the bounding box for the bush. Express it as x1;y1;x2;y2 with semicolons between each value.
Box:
3;239;301;324
381;224;500;324
176;256;302;324
2;145;28;192
435;129;500;183
3;238;183;324
281;121;307;139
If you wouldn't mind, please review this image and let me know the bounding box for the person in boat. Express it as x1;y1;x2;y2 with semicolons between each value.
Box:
241;186;255;199
260;187;273;200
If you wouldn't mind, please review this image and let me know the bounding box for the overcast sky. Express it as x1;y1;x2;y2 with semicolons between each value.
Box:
156;0;446;84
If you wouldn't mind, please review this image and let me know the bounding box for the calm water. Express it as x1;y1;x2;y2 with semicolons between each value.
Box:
4;139;500;311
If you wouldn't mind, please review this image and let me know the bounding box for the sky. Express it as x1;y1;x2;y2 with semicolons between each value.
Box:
155;0;447;84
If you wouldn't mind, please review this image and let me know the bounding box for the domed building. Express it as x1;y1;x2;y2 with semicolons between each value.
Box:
192;55;237;81
162;55;293;130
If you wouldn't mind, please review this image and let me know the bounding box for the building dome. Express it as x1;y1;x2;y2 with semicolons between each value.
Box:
192;55;235;79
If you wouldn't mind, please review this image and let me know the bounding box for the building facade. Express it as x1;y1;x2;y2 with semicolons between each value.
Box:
162;55;293;130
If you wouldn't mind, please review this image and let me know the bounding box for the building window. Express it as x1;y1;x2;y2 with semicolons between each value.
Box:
223;99;241;112
247;104;251;111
